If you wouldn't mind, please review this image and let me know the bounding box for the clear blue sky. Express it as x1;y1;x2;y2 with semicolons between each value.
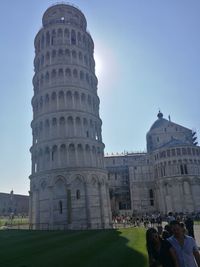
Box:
0;1;200;195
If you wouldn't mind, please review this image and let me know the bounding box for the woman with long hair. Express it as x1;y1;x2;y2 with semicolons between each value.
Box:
146;228;179;267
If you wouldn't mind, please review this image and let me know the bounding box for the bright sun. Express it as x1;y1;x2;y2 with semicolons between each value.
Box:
94;53;103;76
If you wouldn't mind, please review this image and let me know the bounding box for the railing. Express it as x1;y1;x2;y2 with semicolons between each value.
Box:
49;2;82;12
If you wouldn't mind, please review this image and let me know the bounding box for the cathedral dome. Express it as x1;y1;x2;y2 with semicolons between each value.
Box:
149;111;168;131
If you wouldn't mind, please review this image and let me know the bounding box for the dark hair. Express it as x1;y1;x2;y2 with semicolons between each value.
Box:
180;222;185;228
162;230;171;239
170;220;181;227
164;224;173;236
146;228;159;255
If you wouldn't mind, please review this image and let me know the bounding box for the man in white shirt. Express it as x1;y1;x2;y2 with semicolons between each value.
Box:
168;220;200;267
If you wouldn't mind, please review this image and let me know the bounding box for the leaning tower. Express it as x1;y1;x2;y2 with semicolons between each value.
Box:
29;3;111;229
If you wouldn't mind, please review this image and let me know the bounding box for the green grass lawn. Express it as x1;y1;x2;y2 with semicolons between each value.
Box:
0;228;148;267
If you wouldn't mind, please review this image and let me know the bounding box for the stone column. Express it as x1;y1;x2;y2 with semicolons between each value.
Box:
105;182;112;225
178;181;184;212
29;191;33;229
84;180;91;228
98;182;104;228
159;182;167;214
191;180;200;211
57;146;61;168
67;189;72;225
48;186;54;229
35;190;40;229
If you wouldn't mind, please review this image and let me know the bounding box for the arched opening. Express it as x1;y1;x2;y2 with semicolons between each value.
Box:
59;200;63;214
149;189;154;206
71;30;76;45
76;190;80;200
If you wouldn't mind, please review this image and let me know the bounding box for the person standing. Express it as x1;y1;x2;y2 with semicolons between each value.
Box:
146;228;179;267
168;220;200;267
185;216;195;238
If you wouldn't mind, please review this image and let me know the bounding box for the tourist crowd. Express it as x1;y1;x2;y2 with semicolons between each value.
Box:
112;212;200;266
146;213;200;267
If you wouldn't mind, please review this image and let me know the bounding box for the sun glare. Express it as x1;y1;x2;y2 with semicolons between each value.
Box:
94;53;103;76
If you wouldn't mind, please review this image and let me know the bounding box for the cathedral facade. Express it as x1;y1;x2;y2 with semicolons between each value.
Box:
29;4;111;230
105;111;200;216
0;191;29;216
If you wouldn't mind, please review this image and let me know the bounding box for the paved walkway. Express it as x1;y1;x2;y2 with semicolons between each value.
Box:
194;224;200;247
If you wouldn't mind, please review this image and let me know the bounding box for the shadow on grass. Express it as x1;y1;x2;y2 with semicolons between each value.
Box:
0;228;148;267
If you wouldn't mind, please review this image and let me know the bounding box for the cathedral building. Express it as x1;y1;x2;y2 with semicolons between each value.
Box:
29;3;111;230
0;191;29;216
105;111;200;216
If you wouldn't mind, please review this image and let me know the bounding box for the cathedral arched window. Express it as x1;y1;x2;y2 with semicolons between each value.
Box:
52;145;57;161
86;73;89;83
180;164;184;175
45;94;49;104
64;28;70;38
72;50;77;59
84;55;88;66
73;69;78;78
80;71;84;80
51;69;56;79
67;116;73;126
58;49;63;58
66;91;72;101
59;91;64;100
45;72;49;83
41;35;44;49
46;31;50;47
52;50;56;59
65;49;70;57
184;164;188;174
51;30;56;45
59;117;65;125
59;200;63;214
77;32;81;44
45;52;50;63
83;35;86;48
71;30;76;45
66;68;71;77
51;92;56;101
76;190;80;200
58;68;64;78
81;93;86;103
87;95;91;105
57;28;63;38
41;55;44;66
79;51;83;61
149;189;154;206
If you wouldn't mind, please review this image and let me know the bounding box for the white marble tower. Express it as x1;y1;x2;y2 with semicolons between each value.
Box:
29;3;111;229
